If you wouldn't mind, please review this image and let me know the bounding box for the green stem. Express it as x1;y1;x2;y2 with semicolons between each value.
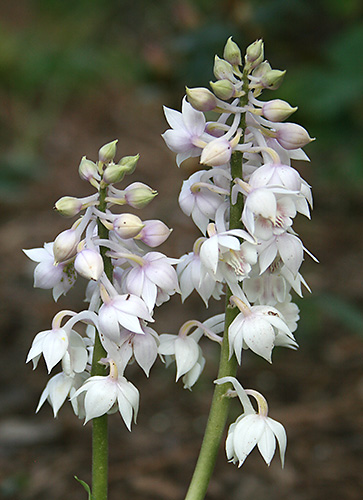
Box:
90;182;113;500
184;71;249;500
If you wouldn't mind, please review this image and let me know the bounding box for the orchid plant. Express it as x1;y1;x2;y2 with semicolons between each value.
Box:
24;38;315;500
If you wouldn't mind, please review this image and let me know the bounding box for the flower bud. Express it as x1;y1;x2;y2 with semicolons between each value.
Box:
275;123;314;150
186;87;218;112
200;138;232;167
213;56;235;82
78;156;99;182
98;140;118;163
53;229;80;263
210;79;235;100
102;163;126;185
260;69;286;90
113;213;144;239
252;61;271;78
124;182;158;208
117;154;140;175
136;220;172;247
245;39;264;69
262;99;297;122
54;196;83;217
74;248;104;281
223;37;242;66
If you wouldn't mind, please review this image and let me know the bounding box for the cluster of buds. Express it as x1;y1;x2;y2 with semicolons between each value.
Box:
162;38;316;467
24;140;179;429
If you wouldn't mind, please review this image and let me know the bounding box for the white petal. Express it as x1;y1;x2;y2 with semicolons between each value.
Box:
83;378;117;423
266;417;287;467
233;415;265;467
175;336;199;381
257;423;276;465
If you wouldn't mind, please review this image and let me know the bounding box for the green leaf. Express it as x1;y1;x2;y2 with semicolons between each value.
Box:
74;476;94;500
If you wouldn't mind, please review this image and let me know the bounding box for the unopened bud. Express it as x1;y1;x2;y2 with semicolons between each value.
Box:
74;248;104;281
102;163;126;185
252;61;271;78
275;123;315;150
136;220;172;247
124;182;157;208
245;39;264;70
210;80;235;100
260;69;286;90
55;196;83;217
186;87;218;112
53;229;80;263
117;154;139;175
262;99;297;122
78;156;99;182
223;37;242;66
113;213;144;239
213;56;235;82
200;138;232;167
99;140;118;163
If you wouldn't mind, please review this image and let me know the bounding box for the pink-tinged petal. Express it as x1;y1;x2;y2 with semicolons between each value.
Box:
191;206;209;234
259;241;278;275
163;106;185;130
217;235;241;251
34;260;64;289
175;336;199;381
181;98;206;136
133;332;158;376
257;423;276;465
125;268;145;297
276;233;303;276
162;129;194;153
200;237;219;274
99;303;121;342
113;295;153;322
23;247;51;263
266;417;287;467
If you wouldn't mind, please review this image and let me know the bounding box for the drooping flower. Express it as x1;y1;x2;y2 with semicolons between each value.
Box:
228;295;297;363
215;377;287;467
71;359;139;429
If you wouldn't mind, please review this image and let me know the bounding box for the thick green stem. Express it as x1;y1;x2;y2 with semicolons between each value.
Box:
90;183;113;500
184;71;249;500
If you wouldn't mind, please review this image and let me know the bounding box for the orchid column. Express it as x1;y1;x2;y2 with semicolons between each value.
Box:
161;38;315;499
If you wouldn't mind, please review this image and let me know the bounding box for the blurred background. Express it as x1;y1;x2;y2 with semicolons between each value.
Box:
0;1;362;499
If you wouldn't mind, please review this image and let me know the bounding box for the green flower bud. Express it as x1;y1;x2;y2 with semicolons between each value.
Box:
260;69;286;90
262;99;297;122
186;87;218;111
213;56;235;82
54;196;83;217
102;163;126;185
245;39;264;70
210;80;235;100
124;182;158;209
98;140;118;163
117;154;140;176
252;61;271;79
78;156;99;182
223;37;242;66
